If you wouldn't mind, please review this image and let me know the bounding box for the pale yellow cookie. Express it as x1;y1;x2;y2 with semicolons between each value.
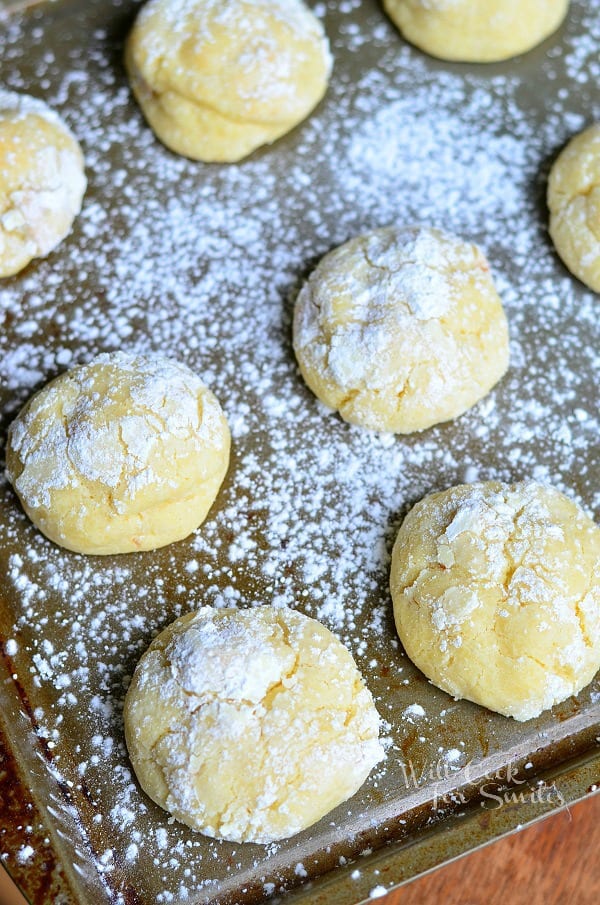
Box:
0;90;86;277
125;0;332;163
6;352;230;554
390;481;600;721
124;605;384;843
383;0;569;63
548;124;600;293
293;226;509;434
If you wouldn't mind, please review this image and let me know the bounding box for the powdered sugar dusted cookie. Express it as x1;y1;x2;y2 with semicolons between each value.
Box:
383;0;569;63
390;481;600;721
0;90;86;277
5;351;230;554
548;123;600;293
293;225;509;433
125;0;332;162
124;605;384;843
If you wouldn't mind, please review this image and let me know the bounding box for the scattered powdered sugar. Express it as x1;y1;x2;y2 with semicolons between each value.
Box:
0;0;598;901
444;748;463;765
15;844;35;863
0;86;65;124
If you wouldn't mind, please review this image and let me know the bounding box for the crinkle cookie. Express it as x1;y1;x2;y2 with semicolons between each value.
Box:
6;351;230;554
125;0;332;162
0;90;86;277
390;481;600;721
293;225;509;433
548;123;600;293
383;0;569;63
124;605;384;843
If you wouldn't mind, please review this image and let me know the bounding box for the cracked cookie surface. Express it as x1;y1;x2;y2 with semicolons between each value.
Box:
390;480;600;721
124;0;332;162
0;89;86;277
293;225;509;433
548;123;600;293
124;605;384;843
5;351;230;554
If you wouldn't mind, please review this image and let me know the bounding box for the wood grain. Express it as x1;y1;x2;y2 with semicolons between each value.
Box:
380;793;600;905
1;794;599;904
0;867;27;905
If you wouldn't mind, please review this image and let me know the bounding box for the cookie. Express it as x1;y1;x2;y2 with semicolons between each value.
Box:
0;90;86;277
125;0;332;162
293;225;509;434
124;605;384;843
6;351;230;554
383;0;569;63
548;123;600;293
390;481;600;721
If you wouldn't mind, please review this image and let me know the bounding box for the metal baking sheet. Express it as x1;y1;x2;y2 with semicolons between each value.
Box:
0;0;599;902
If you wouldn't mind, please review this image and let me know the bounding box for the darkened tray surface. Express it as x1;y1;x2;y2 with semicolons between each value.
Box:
0;0;599;903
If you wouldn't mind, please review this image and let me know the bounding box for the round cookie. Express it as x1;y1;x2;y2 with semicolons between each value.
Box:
383;0;569;63
548;124;600;293
293;225;509;434
5;351;230;554
125;0;332;163
390;481;600;721
0;90;86;277
124;605;384;843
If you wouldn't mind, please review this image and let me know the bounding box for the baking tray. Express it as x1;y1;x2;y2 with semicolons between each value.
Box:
0;0;599;902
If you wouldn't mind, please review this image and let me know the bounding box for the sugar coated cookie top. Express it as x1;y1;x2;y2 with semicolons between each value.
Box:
293;225;509;433
0;90;86;277
124;605;384;842
383;0;569;63
125;0;332;161
548;123;600;293
6;351;230;554
391;481;600;721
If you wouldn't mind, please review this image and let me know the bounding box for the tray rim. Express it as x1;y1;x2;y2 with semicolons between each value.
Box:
277;738;600;905
1;647;599;905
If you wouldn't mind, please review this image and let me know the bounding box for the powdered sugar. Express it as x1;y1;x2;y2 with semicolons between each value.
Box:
133;0;332;110
362;227;459;320
0;0;598;900
6;352;222;509
293;224;507;432
0;89;86;270
125;606;384;843
5;147;85;251
142;0;330;47
0;87;65;125
393;480;600;719
166;607;290;703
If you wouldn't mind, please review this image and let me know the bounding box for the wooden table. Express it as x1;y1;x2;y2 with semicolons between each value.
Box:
1;793;598;904
381;793;600;905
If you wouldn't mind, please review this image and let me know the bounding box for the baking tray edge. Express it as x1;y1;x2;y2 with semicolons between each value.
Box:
1;648;599;905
